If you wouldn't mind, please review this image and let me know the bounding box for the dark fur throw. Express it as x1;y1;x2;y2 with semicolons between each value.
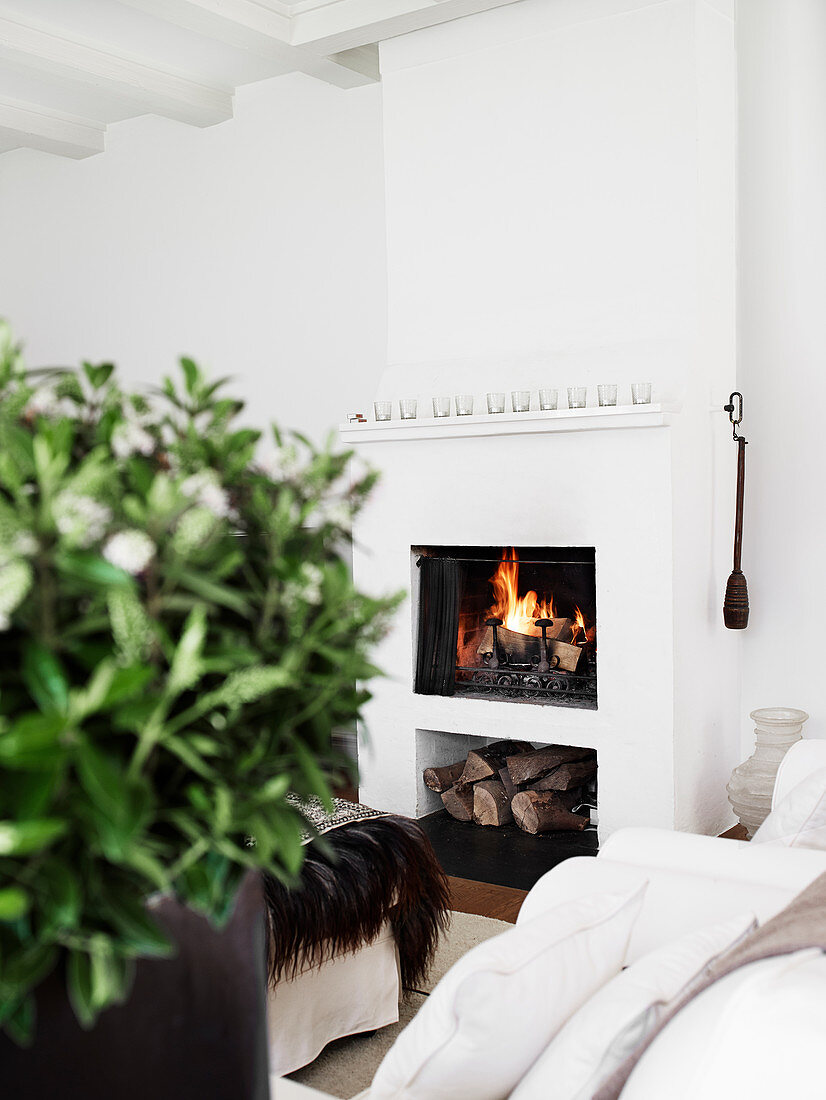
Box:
263;812;451;993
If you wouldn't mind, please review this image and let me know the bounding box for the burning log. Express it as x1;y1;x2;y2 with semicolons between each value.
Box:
472;780;513;827
460;740;533;785
423;761;466;793
476;619;574;663
530;758;598;792
506;745;596;787
512;791;589;835
547;640;583;673
441;784;474;822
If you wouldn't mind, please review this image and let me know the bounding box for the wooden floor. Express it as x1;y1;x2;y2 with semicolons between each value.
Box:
447;875;527;923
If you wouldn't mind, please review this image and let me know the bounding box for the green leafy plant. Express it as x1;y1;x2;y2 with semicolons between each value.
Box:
0;321;399;1043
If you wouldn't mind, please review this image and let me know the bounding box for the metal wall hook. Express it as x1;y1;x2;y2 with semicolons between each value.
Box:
724;392;747;443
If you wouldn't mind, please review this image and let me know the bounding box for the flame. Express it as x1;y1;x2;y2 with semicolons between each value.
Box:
488;549;555;637
571;605;587;645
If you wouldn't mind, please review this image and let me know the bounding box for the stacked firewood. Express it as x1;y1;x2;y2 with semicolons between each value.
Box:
423;742;596;835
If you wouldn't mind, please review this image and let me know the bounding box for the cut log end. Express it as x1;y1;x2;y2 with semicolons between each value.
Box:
441;783;474;822
472;779;513;827
459;740;534;785
511;790;589;835
423;760;466;793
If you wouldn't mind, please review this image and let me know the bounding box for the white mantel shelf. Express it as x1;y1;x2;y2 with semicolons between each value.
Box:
339;403;665;444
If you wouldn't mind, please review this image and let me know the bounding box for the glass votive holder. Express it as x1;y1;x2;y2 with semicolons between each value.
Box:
455;393;474;416
567;386;587;409
432;395;451;418
631;382;652;405
486;392;506;414
374;400;392;422
511;390;531;413
538;388;558;411
399;397;418;420
597;384;618;407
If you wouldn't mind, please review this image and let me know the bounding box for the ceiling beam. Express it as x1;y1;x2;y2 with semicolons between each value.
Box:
291;0;524;55
115;0;377;87
0;15;233;128
114;0;293;61
0;96;105;158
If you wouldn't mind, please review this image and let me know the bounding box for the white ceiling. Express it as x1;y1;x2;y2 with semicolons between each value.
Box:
0;0;521;159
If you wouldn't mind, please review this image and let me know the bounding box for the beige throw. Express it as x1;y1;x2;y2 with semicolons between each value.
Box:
593;870;826;1100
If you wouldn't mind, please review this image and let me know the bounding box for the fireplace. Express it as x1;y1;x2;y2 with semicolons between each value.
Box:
343;401;734;842
414;546;597;709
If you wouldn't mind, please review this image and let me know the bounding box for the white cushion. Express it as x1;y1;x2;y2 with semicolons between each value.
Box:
772;740;826;807
368;885;646;1100
622;949;826;1100
752;767;826;849
509;912;755;1100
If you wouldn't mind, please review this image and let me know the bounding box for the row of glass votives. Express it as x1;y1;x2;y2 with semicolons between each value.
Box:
373;384;652;421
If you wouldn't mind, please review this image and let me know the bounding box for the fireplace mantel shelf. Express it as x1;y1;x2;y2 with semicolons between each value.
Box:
339;403;666;444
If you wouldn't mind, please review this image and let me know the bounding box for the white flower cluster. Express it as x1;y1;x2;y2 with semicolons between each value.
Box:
0;531;37;570
25;388;77;420
0;558;33;631
258;445;300;480
111;420;155;460
173;506;217;554
282;562;325;614
313;498;353;529
102;529;155;575
181;470;233;519
54;492;112;547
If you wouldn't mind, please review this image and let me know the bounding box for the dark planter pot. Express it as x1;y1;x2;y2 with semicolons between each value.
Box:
0;872;270;1100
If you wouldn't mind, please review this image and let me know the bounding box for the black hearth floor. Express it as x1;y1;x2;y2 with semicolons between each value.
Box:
419;810;598;892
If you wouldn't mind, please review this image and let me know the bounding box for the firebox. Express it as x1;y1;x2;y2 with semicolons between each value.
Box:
413;546;597;709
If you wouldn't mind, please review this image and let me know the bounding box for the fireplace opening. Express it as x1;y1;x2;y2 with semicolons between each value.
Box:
414;546;597;709
416;728;598;890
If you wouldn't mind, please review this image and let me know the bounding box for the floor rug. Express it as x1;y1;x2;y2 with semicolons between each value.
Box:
286;910;512;1099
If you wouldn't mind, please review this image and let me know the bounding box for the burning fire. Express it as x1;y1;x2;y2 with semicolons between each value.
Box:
486;550;595;646
488;549;556;637
571;606;586;645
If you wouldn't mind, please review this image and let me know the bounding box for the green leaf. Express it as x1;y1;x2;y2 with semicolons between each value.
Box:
3;995;35;1047
82;362;114;390
256;774;291;804
0;818;67;856
56;551;132;588
46;863;82;931
167;604;207;696
164;735;216;780
179;357;201;397
66;949;95;1029
0;886;30;921
175;570;251;617
0;712;67;770
74;741;127;820
22;641;69;714
100;893;172;959
292;738;334;812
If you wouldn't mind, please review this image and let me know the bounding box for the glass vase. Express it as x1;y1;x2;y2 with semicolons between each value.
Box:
727;708;809;838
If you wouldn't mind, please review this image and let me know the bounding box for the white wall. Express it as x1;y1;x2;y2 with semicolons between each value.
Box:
738;0;826;746
0;73;387;442
377;0;739;834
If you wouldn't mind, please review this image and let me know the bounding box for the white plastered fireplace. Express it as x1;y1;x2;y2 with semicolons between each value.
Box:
344;404;690;841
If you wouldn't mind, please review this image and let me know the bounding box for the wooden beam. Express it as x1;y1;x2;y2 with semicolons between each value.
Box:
0;97;105;159
0;15;233;128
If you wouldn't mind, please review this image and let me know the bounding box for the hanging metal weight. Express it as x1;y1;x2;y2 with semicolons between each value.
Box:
723;392;750;629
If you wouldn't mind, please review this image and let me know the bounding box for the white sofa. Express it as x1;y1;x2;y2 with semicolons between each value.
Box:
272;739;826;1099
